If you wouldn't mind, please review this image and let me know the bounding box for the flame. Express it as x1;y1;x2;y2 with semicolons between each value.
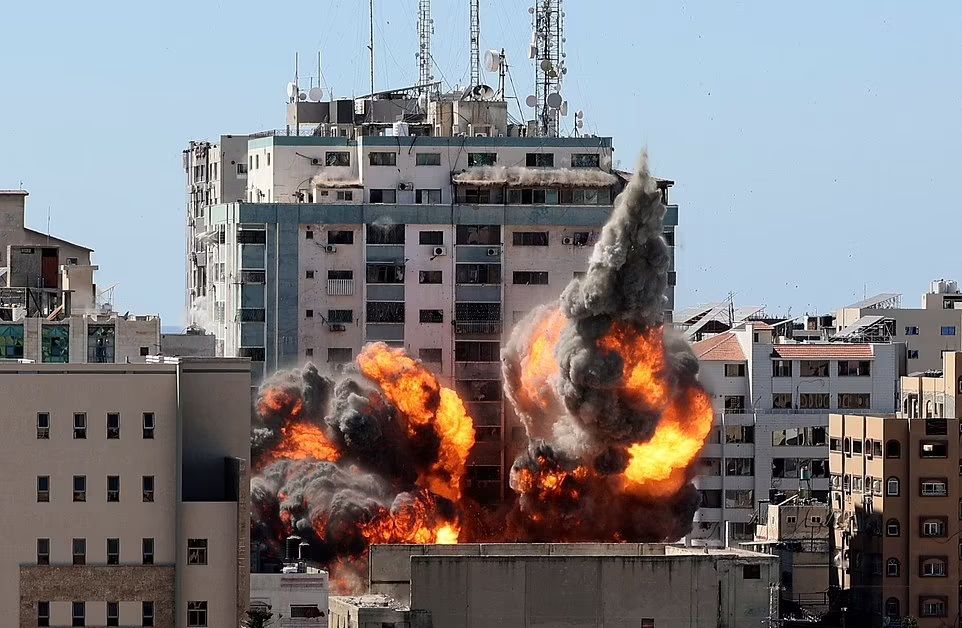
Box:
598;323;669;409
513;461;588;503
518;309;567;409
360;492;461;545
258;387;304;418
623;386;713;497
271;422;341;464
358;343;475;501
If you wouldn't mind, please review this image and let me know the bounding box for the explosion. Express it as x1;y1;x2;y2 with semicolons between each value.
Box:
250;154;714;590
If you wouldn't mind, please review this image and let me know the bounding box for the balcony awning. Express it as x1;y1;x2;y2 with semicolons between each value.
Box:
452;166;618;188
311;172;363;188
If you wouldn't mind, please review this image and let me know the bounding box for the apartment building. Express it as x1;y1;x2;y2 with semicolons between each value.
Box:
0;190;160;363
184;90;680;503
836;280;962;371
690;323;904;546
830;351;962;628
0;357;251;628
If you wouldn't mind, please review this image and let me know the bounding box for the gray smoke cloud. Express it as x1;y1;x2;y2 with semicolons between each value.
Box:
452;166;618;188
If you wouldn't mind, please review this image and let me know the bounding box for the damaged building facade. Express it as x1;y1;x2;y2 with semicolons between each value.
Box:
184;89;680;503
0;190;159;363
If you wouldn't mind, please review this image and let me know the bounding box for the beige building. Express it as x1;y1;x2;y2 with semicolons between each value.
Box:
329;595;428;628
0;357;251;628
829;352;962;627
250;569;329;627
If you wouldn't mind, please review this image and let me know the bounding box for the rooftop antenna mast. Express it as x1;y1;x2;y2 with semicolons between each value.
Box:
368;0;375;124
469;0;481;86
530;0;566;137
417;0;434;89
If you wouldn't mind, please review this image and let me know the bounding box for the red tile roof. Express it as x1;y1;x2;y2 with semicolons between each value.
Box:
771;344;873;359
692;332;746;361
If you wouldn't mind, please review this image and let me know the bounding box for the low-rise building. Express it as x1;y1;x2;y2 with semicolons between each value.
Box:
329;595;428;628
250;569;329;627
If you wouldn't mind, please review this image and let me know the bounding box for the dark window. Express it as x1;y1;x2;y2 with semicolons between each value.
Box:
305;309;314;319
72;538;85;565
921;479;948;497
468;152;497;166
419;348;443;363
325;151;350;166
327;348;353;363
772;393;792;409
800;360;829;377
139;346;149;356
328;230;355;244
513;271;549;285
886;519;900;536
107;601;119;626
415;189;442;204
241;270;266;283
798;393;829;409
457;225;500;245
419;230;444;245
885;598;900;619
455;341;500;362
512;231;549;246
38;601;49;627
328;269;354;280
366;263;405;283
335;189;353;201
455;263;501;284
72;601;84;627
743;564;761;579
73;475;86;502
838;360;871;376
107;538;120;565
420;309;444;323
526;152;554;167
37;475;49;502
461;187;494;204
142;601;155;626
36;412;50;439
188;538;208;565
242;347;269;362
143;412;155;439
724;363;746;377
571;153;601;168
367;302;404;323
419;270;443;284
366;223;405;244
921;518;947;538
920;441;948;459
838;393;871;409
143;476;155;502
663;230;675;246
236;229;266;244
920;596;948;617
187;601;208;626
416;152;442;166
772;360;792;377
369;189;397;203
886;558;900;577
455;302;501;322
926;418;948;435
107;475;120;502
107;412;120;439
886;440;901;458
142;538;154;565
327;309;353;324
290;605;323;619
368;151;397;166
74;413;86;439
37;538;49;565
238;308;266;322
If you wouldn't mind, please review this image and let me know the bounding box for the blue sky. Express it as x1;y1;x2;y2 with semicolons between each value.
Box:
0;1;958;325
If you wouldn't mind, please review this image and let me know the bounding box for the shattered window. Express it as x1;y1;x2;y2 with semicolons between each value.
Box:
87;325;115;363
0;324;24;359
41;325;68;363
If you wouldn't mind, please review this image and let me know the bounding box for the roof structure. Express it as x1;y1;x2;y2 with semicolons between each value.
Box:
23;228;93;252
771;344;874;359
845;293;901;310
692;332;746;361
674;302;766;340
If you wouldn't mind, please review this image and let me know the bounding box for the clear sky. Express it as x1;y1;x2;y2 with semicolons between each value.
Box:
1;1;958;326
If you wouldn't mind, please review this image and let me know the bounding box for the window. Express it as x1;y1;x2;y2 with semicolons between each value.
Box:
886;440;901;458
725;489;753;508
922;518;946;538
0;323;24;359
512;231;549;246
455;263;501;284
369;189;397;204
328;230;355;245
107;538;120;565
291;605;324;619
461;187;493;204
37;475;49;502
188;538;208;565
72;601;84;627
942;326;957;336
37;538;49;565
241;270;266;283
513;271;549;285
725;458;754;476
742;564;761;579
887;477;900;496
925;418;947;435
42;325;69;362
905;326;920;335
335;189;354;201
724;396;746;413
236;229;266;244
724;426;754;443
468;152;497;167
187;601;208;626
37;412;49;439
886;558;900;577
772;360;792;377
724;363;746;377
73;475;86;502
367;302;404;323
366;223;405;244
798;393;829;409
328;348;353;364
305;309;314;319
305;348;314;357
107;601;119;626
921;479;948;496
571;153;601;168
419;348;442;364
885;519;900;536
800;360;829;377
143;412;155;439
772;393;792;409
142;538;154;565
830;437;841;451
920;597;947;618
838;393;871;409
368;151;396;166
107;475;120;502
236;163;247;175
419;309;443;323
72;538;86;565
838;360;871;376
305;270;315;279
419;230;444;245
526;152;554;167
455;341;500;362
38;601;49;627
416;152;442;166
415;189;442;204
106;412;120;439
143;601;155;627
366;263;404;283
908;349;919;360
328;309;353;324
325;151;350;166
920;441;948;458
74;413;86;439
920;557;947;577
143;476;155;502
457;224;500;245
419;270;443;284
885;598;900;619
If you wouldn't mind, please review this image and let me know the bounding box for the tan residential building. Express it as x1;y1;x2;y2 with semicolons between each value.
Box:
829;352;962;627
0;357;251;628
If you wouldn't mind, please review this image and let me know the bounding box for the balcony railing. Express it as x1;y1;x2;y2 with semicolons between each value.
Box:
454;320;503;335
327;279;355;296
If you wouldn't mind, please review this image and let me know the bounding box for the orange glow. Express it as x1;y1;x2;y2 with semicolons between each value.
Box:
512;460;588;503
598;323;669;410
361;493;461;545
623;386;714;497
358;343;476;501
518;309;567;410
270;422;341;465
258;387;304;418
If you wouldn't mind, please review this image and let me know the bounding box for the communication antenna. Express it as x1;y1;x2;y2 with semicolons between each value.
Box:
530;0;566;137
417;0;434;89
469;0;481;86
368;0;375;123
484;48;507;97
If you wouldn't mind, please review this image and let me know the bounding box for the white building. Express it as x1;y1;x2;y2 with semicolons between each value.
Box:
690;323;905;546
251;569;329;627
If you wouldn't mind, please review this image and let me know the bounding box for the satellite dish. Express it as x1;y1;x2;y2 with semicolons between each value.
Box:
560;101;569;116
576;119;584;129
529;44;538;60
308;87;323;101
576;110;584;119
286;82;298;99
525;95;538;108
472;84;495;100
484;50;501;73
417;94;428;110
540;60;553;72
298;92;307;101
546;93;563;109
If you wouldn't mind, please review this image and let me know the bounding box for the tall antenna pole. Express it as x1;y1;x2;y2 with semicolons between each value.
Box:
532;0;566;137
368;0;375;123
469;0;481;86
418;0;433;89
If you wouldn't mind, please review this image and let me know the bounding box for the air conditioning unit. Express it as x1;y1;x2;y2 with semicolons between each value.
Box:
432;246;447;257
325;245;337;253
486;247;499;257
328;324;346;332
397;182;414;191
562;236;574;245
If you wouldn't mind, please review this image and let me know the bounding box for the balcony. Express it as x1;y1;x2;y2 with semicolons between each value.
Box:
455;320;502;335
327;279;355;296
0;287;64;317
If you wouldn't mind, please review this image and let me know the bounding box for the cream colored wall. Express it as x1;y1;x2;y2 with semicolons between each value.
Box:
180;502;240;628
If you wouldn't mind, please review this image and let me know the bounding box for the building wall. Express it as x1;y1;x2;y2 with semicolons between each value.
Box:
250;572;330;628
12;315;161;364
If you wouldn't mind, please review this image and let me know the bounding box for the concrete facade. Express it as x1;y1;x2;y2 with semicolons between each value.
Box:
250;570;329;627
329;595;429;628
0;357;251;628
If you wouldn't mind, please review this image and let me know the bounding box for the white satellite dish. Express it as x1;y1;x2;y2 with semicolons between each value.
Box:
525;95;538;108
560;101;569;116
576;110;584;119
473;84;496;100
546;93;563;109
576;119;584;129
484;50;501;73
308;87;323;101
286;82;298;99
540;59;553;72
298;92;307;101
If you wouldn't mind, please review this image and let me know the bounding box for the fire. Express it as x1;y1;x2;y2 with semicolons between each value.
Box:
258;387;304;418
518;309;567;409
360;492;461;545
513;461;588;503
271;422;341;465
357;343;476;501
598;323;669;409
623;386;713;497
